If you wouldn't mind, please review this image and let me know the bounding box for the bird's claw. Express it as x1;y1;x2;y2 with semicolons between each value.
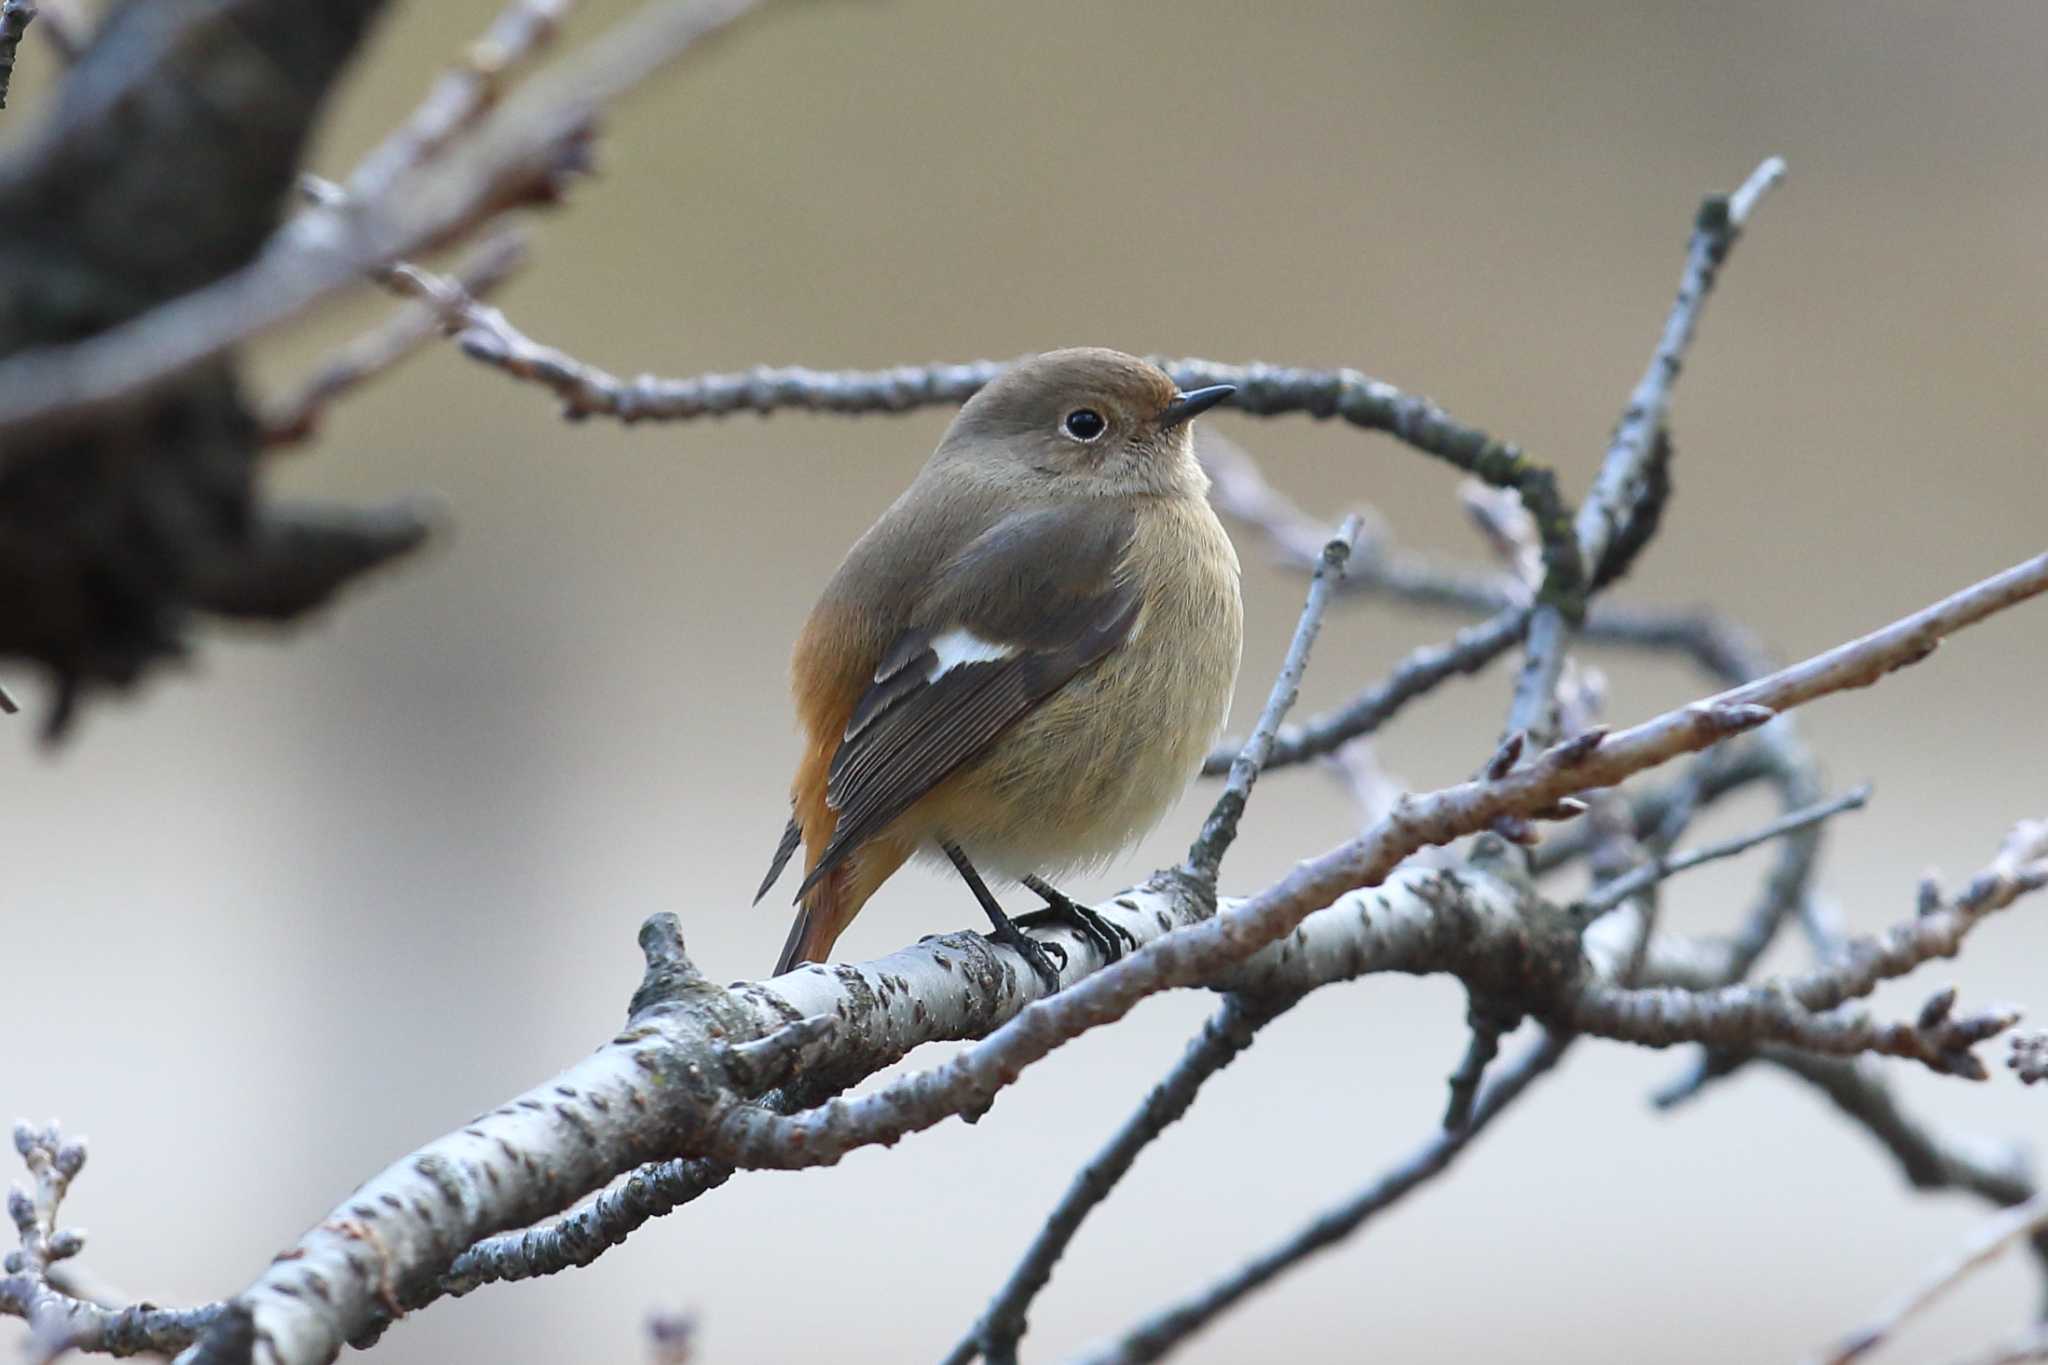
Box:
984;919;1067;990
1019;878;1138;964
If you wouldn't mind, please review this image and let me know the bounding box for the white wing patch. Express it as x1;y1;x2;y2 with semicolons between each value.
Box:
928;628;1015;677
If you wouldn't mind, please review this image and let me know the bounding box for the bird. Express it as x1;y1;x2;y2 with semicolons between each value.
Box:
754;348;1244;989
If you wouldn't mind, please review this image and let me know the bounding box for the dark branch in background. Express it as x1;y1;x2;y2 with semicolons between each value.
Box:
0;0;34;109
0;0;771;440
0;0;772;734
0;0;405;734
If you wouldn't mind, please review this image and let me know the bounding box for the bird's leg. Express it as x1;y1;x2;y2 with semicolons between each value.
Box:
1017;874;1138;964
942;841;1066;990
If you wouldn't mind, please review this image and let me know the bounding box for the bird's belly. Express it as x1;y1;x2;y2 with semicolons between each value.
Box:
914;505;1244;883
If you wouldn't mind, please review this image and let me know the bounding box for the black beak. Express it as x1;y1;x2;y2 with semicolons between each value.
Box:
1160;383;1235;428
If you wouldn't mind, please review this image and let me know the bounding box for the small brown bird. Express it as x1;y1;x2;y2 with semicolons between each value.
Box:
755;349;1244;986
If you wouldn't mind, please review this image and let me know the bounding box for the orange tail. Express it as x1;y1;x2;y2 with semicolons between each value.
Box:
772;833;913;976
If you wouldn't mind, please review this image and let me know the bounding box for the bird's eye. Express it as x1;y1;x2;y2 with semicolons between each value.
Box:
1062;408;1107;442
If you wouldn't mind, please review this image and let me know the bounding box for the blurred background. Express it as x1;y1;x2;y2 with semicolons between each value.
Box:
5;2;2046;1361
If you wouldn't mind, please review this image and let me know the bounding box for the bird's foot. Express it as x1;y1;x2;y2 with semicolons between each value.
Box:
1017;875;1139;964
982;916;1067;991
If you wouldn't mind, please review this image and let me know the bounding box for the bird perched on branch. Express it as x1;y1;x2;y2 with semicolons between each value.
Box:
755;348;1244;988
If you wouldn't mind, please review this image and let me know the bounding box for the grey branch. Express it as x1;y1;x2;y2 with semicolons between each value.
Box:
262;229;532;447
945;993;1297;1365
1;1122;225;1361
345;0;582;203
1573;784;1871;920
1185;517;1361;884
1506;156;1786;744
1817;1192;2048;1365
1077;1030;1572;1365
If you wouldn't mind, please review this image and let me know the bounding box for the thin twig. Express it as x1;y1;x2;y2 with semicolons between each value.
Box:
1505;155;1787;743
262;229;531;447
946;993;1297;1365
1816;1193;2048;1365
1574;784;1871;920
0;1122;224;1360
1077;1031;1570;1365
1204;607;1526;775
346;0;582;202
1186;517;1361;884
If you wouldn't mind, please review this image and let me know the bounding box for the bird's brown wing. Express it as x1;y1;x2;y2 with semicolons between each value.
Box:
789;500;1138;903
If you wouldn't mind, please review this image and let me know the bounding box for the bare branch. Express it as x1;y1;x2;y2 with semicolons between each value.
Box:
1;1122;224;1361
262;229;531;447
346;0;581;202
946;993;1297;1365
1185;517;1361;884
1507;156;1786;742
1574;784;1872;920
1817;1193;2048;1365
1078;1031;1571;1365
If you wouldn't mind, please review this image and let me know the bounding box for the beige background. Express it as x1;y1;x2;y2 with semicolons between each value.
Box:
5;3;2047;1361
